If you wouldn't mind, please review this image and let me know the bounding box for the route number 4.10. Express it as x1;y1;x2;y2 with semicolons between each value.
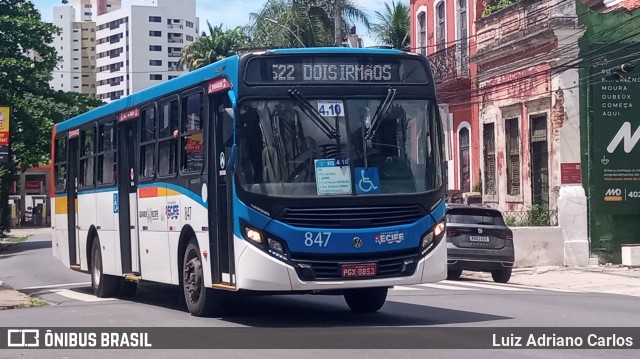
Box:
317;100;344;117
304;232;331;247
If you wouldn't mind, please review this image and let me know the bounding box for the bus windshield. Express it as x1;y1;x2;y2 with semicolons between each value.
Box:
236;98;441;197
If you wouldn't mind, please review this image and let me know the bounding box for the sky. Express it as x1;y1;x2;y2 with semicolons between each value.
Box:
30;0;401;48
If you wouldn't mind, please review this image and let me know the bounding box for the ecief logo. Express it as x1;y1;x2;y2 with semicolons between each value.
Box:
7;329;40;347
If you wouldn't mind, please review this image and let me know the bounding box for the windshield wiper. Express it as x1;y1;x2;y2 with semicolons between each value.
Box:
365;87;397;140
288;89;340;140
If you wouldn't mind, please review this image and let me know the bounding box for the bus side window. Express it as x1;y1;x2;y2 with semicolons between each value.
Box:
79;126;96;188
158;100;179;177
140;106;156;180
97;120;117;185
180;92;204;173
54;136;68;192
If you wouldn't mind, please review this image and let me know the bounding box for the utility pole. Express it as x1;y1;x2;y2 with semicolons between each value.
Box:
334;0;343;46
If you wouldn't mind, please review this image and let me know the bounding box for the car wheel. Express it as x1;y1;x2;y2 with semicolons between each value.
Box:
344;287;387;313
447;269;463;280
492;268;512;283
91;239;119;298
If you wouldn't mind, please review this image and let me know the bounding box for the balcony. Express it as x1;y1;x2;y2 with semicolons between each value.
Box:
168;52;181;58
428;43;469;84
168;38;183;44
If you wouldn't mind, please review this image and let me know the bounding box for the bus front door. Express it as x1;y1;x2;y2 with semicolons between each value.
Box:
67;136;80;266
117;121;140;274
209;91;235;286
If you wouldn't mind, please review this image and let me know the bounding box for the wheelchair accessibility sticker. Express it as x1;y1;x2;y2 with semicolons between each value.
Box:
355;167;381;195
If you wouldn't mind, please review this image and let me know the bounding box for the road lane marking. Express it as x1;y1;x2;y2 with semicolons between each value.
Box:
391;286;422;291
443;280;531;291
51;289;115;302
21;282;91;290
416;283;478;291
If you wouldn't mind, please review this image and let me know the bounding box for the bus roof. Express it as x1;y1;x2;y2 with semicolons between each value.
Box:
55;47;414;133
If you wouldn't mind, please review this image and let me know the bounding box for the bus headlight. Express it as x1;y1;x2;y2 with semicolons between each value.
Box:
421;221;445;256
244;225;263;244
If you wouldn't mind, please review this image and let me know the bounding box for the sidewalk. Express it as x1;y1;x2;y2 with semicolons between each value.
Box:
0;227;50;252
466;265;640;296
0;281;36;310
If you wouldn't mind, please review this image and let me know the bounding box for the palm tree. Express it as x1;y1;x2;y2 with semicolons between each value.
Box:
248;0;370;48
178;22;248;71
370;1;410;50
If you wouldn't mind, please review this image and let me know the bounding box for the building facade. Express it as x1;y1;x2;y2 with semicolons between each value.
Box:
51;1;123;96
95;0;199;102
410;0;481;194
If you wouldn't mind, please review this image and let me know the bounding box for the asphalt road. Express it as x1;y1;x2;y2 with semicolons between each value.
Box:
1;232;639;359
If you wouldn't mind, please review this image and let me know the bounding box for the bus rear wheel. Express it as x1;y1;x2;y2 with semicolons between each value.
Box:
182;240;227;317
344;287;388;313
91;239;119;298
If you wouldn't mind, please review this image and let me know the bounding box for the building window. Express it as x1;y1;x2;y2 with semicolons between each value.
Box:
436;1;446;51
150;74;162;80
149;16;161;23
483;123;496;195
505;118;520;195
186;21;194;28
149;60;162;66
458;127;470;192
149;45;162;51
417;12;426;56
186;35;193;42
149;30;162;37
457;0;469;75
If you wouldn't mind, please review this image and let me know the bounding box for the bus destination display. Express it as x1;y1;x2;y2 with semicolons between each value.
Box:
244;56;429;85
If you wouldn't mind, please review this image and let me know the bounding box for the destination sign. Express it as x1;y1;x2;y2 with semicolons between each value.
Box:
244;56;429;85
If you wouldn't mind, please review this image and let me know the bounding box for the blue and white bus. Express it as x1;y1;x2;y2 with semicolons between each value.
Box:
51;48;447;316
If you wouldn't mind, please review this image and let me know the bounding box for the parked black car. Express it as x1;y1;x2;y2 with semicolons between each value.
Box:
445;204;514;283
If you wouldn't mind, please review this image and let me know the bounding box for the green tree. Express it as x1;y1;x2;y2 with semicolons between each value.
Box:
483;0;518;17
371;1;410;49
0;0;103;232
248;0;370;48
178;22;249;71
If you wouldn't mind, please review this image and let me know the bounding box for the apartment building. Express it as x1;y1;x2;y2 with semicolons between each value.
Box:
95;0;199;102
51;1;122;96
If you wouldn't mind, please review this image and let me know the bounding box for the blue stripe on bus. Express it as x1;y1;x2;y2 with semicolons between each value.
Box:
138;182;208;209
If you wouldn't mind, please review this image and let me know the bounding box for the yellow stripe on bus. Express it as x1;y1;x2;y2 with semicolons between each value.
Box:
55;196;68;214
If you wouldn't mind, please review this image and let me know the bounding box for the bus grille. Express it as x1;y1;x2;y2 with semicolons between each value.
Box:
291;253;419;281
277;204;426;228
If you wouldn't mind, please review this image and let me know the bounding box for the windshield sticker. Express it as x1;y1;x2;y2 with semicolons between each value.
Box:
355;167;381;195
315;159;352;195
317;100;344;117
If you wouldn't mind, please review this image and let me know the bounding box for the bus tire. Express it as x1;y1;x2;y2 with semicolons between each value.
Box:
182;240;222;317
344;287;387;313
91;239;119;298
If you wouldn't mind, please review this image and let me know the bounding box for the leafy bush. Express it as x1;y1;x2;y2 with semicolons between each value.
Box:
526;204;551;226
483;0;519;17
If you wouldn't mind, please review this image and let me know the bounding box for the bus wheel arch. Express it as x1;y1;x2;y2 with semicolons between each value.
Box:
86;225;99;271
177;225;198;288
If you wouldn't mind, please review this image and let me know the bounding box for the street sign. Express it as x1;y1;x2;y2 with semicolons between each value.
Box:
0;107;10;163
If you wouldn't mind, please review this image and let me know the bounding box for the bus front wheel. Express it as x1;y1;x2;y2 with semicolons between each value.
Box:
182;240;227;317
344;287;388;313
91;239;119;298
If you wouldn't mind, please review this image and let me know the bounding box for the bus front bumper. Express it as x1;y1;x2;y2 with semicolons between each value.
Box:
232;235;447;292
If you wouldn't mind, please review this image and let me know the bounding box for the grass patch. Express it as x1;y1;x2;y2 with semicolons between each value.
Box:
4;236;28;244
29;297;48;307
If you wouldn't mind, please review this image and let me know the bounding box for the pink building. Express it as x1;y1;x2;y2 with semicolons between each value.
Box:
410;0;483;194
